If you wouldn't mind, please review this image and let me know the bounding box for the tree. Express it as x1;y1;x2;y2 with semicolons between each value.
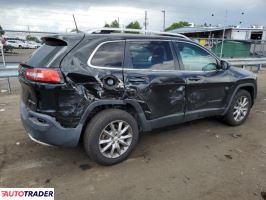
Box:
0;25;5;36
104;23;110;28
104;20;120;28
111;20;120;28
26;35;40;43
165;21;190;31
126;21;142;29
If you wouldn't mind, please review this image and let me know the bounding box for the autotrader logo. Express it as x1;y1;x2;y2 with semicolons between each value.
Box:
0;188;54;200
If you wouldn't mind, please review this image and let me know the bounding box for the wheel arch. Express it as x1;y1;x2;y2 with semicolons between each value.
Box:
223;82;256;115
240;85;255;105
79;100;150;141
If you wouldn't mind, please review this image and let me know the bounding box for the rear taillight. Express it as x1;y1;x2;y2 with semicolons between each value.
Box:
25;68;61;83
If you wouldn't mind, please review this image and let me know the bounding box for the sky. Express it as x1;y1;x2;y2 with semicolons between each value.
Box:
0;0;265;32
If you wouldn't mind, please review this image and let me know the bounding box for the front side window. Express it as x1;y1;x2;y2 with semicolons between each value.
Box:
175;42;218;71
91;41;124;68
128;41;175;70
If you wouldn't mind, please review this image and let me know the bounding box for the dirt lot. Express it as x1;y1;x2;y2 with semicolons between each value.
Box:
0;71;266;200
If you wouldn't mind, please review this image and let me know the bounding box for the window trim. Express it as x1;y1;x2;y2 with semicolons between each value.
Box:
88;39;219;72
174;40;221;72
87;40;126;70
125;39;178;71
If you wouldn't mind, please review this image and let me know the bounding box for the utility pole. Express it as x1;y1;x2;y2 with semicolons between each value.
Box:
144;10;148;32
220;10;228;59
72;14;79;33
162;10;165;31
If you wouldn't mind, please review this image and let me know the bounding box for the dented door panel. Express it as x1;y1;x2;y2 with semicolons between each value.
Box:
182;70;233;112
123;70;186;120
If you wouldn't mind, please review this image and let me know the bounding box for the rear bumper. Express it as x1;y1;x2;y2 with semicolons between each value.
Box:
20;101;82;147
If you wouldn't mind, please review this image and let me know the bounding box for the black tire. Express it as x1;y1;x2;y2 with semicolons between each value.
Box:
224;89;252;126
83;109;139;165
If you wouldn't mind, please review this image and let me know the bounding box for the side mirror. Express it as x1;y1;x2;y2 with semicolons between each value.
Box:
220;60;230;70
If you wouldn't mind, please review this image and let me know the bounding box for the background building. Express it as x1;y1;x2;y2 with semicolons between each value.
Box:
170;26;266;40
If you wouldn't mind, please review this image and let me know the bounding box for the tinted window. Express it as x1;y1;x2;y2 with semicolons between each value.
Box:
91;41;124;68
26;44;65;68
175;42;218;71
128;41;175;70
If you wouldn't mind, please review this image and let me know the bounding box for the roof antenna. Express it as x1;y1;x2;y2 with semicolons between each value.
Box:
72;14;79;33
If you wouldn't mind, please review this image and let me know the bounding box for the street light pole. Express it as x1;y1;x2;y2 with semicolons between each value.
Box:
162;10;165;31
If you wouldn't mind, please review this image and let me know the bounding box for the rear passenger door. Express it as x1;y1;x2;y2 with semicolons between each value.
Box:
123;40;186;124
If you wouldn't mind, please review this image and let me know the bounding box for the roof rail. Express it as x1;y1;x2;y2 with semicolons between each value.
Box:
87;28;190;40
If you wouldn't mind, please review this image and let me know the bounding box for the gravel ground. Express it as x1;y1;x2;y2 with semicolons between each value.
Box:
0;71;266;200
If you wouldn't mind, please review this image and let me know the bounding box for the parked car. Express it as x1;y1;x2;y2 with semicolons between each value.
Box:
6;39;28;49
19;32;257;165
19;40;30;49
5;40;21;48
27;41;42;49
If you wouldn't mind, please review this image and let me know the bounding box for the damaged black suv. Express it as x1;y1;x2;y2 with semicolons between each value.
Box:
19;32;257;165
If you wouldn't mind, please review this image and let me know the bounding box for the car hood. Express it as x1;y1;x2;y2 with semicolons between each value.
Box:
228;66;257;79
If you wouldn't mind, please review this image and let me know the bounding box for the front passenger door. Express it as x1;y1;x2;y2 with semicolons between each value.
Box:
174;41;233;120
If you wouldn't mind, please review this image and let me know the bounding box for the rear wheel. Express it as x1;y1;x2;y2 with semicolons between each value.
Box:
83;109;139;165
224;90;251;126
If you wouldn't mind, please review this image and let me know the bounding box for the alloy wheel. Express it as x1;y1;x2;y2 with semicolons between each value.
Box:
98;120;133;158
233;96;249;122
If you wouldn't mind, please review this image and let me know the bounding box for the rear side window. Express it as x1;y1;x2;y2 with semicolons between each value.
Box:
90;41;125;68
127;41;175;70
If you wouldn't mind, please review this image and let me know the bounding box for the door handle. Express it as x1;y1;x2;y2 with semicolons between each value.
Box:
188;77;201;81
127;76;149;83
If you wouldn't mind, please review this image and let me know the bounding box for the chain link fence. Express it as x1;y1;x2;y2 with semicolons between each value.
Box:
192;38;266;58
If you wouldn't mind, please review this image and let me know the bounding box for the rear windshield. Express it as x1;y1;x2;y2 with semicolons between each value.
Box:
25;44;66;68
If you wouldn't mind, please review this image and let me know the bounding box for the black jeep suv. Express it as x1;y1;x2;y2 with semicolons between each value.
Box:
19;33;257;165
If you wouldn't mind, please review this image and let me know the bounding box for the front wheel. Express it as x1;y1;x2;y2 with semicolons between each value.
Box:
83;109;139;165
224;89;252;126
